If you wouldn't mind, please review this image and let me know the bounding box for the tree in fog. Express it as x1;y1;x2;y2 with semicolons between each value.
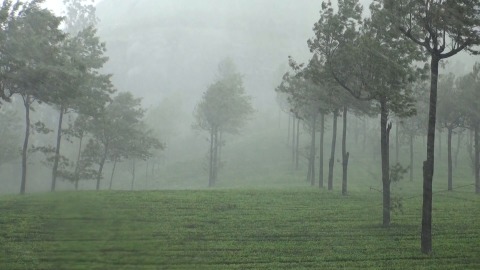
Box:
309;0;420;226
437;73;464;191
457;64;480;195
2;1;65;194
385;0;480;254
400;81;429;182
50;0;111;191
82;92;148;190
193;58;253;187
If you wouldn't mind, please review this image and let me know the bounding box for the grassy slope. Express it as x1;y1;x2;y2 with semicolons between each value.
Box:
1;189;479;269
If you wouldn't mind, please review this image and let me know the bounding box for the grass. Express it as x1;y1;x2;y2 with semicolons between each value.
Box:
1;189;479;269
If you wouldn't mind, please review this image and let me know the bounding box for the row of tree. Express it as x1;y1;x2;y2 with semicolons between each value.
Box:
276;0;480;254
0;0;162;193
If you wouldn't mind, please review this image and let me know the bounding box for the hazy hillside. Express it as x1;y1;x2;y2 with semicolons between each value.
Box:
95;0;322;109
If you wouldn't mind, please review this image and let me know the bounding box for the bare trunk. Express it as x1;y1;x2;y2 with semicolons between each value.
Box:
447;128;453;191
438;130;442;160
51;106;64;192
410;134;414;182
380;99;391;227
213;127;219;184
454;132;462;169
20;96;31;195
342;106;349;196
74;135;83;191
287;114;291;146
109;158;118;190
475;125;479;194
96;145;108;191
296;119;300;170
208;127;214;187
309;112;317;186
395;121;399;164
131;159;136;191
421;56;439;254
328;110;338;191
292;117;296;165
319;113;325;188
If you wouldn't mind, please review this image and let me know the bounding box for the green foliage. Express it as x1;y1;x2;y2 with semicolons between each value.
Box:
0;190;479;269
194;58;254;135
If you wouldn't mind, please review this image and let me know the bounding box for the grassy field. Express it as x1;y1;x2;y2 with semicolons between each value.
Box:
1;189;479;269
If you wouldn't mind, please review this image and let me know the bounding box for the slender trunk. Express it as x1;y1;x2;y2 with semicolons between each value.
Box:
438;130;442;159
74;135;83;191
20;96;31;195
410;134;414;182
292;117;296;165
363;118;367;151
447;128;453;191
213;127;219;184
454;132;462;169
51;106;64;192
328;110;338;191
109;158;118;190
296;119;300;170
96;145;108;191
342;106;349;196
309;112;317;186
145;161;149;182
319;113;325;188
218;132;223;167
131;159;136;191
209;127;214;187
287;114;291;146
475;125;479;194
380;100;391;227
395;121;399;164
422;56;440;254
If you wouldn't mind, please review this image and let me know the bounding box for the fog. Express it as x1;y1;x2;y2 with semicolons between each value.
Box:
0;0;479;195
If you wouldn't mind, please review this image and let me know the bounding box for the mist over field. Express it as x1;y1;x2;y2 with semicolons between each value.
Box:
1;0;479;268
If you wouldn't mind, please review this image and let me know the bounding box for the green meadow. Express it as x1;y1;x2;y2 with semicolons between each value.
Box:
1;116;479;269
1;188;479;269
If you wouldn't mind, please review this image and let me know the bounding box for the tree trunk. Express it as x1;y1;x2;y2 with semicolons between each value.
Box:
395;121;399;164
454;132;462;169
292;117;296;165
296;119;300;170
131;159;136;191
363;118;367;151
319;113;325;188
51;106;64;192
109;158;118;190
410;134;414;182
380;99;391;227
287;114;291;146
213;127;219;184
447;128;453;191
145;161;149;182
309;112;317;186
20;96;31;195
209;127;214;187
421;56;440;254
438;130;442;159
74;135;83;191
342;106;349;196
96;145;108;191
475;124;479;194
328;110;338;191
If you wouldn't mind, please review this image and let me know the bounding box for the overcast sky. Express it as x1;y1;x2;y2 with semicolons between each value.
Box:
41;0;103;15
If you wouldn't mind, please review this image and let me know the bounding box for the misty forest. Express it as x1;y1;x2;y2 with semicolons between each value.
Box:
1;0;480;269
